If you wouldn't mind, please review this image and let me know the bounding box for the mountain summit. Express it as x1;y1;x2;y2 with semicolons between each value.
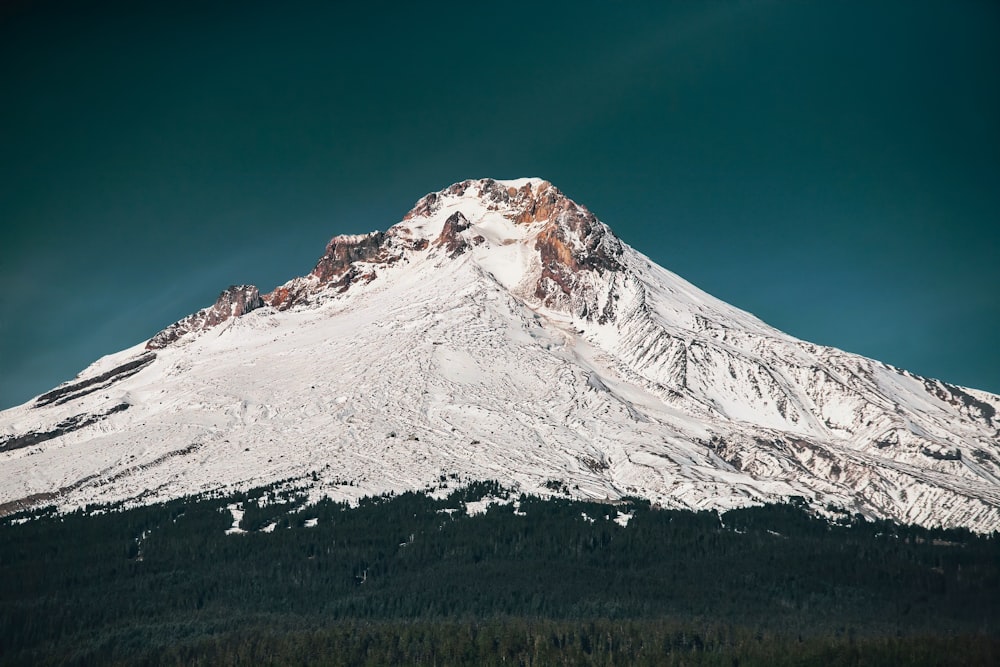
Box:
2;178;999;530
150;178;624;348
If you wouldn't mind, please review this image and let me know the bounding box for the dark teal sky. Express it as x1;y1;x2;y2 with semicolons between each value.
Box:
2;1;998;408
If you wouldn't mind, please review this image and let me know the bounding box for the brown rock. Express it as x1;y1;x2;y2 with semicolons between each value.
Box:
311;232;386;283
403;192;441;220
147;285;264;349
434;211;471;257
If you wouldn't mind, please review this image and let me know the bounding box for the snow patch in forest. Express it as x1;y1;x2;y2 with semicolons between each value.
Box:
224;504;245;535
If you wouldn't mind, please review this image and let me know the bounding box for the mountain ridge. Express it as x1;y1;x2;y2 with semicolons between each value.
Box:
2;178;998;531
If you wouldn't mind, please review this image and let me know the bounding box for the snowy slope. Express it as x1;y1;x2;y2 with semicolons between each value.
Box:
2;178;999;531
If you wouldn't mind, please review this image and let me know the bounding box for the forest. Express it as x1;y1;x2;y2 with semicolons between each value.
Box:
1;479;998;665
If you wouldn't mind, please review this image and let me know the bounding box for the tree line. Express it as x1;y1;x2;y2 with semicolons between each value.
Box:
1;480;998;665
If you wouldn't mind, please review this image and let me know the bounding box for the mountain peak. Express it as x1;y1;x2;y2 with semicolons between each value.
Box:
148;178;628;348
4;180;1000;532
397;177;626;307
403;177;555;222
401;177;608;235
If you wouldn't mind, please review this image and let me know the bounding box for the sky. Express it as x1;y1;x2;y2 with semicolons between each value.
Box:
1;0;998;409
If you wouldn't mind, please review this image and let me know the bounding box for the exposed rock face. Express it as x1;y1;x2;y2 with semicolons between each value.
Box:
0;403;130;452
403;191;440;219
264;232;398;311
149;178;632;349
434;211;471;257
533;200;623;307
923;378;996;426
34;353;155;407
406;178;626;311
409;178;597;228
310;232;386;283
262;278;313;312
147;285;264;349
497;179;625;312
209;285;265;324
145;179;633;350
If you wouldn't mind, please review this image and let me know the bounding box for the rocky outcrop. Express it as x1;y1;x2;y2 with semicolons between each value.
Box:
434;211;471;257
147;285;264;349
147;178;628;348
534;206;623;304
262;277;316;312
147;232;402;343
264;179;628;317
412;178;574;226
265;232;399;310
403;191;441;219
407;178;626;310
496;181;625;310
35;353;155;407
1;402;130;452
310;232;386;283
923;378;996;426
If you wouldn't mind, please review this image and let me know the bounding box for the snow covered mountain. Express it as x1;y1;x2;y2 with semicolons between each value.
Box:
3;178;999;531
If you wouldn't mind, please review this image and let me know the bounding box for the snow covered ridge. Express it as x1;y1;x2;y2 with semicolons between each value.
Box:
143;177;628;349
2;178;1000;531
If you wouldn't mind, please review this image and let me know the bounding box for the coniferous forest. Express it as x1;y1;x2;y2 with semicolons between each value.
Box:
1;480;998;665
